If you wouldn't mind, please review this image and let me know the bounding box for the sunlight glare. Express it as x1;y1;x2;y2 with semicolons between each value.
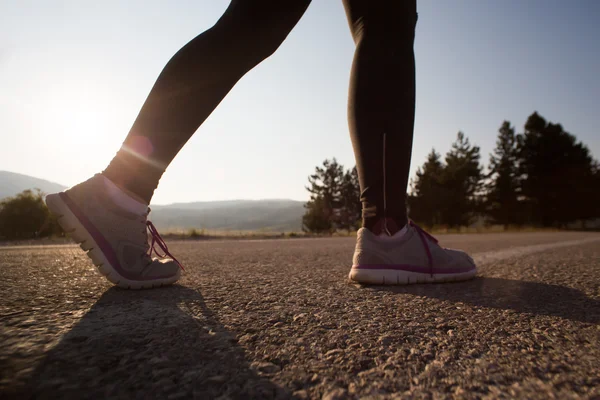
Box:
40;82;129;174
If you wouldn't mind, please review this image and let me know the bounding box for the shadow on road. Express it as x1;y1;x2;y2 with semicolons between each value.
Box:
24;286;288;399
370;277;599;324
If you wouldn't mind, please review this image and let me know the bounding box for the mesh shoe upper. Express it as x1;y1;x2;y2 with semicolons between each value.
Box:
63;174;181;280
353;222;476;275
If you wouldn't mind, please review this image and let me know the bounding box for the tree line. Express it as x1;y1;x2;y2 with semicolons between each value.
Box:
303;112;600;232
0;111;598;240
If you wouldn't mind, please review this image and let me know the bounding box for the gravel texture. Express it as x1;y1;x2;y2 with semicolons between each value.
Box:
1;232;599;399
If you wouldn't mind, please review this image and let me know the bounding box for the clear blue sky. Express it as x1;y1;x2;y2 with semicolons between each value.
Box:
1;1;599;205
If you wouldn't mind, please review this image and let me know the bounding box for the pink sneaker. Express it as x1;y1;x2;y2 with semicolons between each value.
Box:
349;221;476;285
45;174;183;289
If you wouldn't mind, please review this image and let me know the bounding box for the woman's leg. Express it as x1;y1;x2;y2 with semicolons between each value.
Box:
342;0;417;234
345;1;477;285
103;0;311;204
45;0;311;289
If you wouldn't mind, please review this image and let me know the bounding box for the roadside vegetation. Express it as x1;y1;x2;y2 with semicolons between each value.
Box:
0;189;62;241
160;225;562;241
302;112;600;233
1;112;598;242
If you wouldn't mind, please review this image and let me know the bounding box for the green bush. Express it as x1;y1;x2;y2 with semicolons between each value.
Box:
0;189;63;240
188;228;206;238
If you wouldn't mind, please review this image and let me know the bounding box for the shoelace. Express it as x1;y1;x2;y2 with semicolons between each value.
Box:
146;221;185;271
408;220;438;276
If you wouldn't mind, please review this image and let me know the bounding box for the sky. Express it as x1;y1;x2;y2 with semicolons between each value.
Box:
1;0;599;205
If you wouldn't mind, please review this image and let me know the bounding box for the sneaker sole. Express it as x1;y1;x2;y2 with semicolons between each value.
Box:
46;193;180;290
348;267;476;285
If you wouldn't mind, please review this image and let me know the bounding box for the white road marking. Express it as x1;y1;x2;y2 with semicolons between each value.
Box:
473;237;600;265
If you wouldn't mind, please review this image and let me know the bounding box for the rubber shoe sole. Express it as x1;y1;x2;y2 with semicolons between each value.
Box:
46;193;180;289
348;266;476;285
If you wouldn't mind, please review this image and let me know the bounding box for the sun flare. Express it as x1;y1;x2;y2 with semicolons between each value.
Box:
40;83;128;166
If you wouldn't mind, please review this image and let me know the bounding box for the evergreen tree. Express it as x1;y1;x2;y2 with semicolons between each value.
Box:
517;112;597;227
486;121;521;227
588;162;600;224
303;160;363;232
302;195;332;233
303;159;345;232
305;159;344;219
338;166;361;230
409;149;445;227
441;132;483;227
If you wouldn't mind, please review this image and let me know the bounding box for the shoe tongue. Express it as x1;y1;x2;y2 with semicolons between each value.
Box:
381;224;408;238
369;218;406;236
102;175;149;215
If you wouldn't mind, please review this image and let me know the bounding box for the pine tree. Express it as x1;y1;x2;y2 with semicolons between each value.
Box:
588;162;600;224
409;149;445;227
305;159;344;218
302;195;332;233
338;166;361;230
486;121;521;227
303;159;345;232
441;132;483;227
517;112;597;227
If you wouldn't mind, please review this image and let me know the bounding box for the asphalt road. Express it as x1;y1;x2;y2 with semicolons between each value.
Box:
1;232;599;399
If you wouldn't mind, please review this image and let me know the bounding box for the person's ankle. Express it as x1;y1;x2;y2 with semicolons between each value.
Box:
363;217;408;236
100;174;149;214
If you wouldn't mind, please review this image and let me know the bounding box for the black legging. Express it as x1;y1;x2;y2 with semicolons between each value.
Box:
103;0;417;231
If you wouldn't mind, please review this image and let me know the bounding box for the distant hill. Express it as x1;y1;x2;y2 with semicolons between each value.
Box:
149;200;305;232
0;171;305;232
0;171;67;200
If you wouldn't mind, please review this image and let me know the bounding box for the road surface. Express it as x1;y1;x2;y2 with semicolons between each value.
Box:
1;232;599;399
